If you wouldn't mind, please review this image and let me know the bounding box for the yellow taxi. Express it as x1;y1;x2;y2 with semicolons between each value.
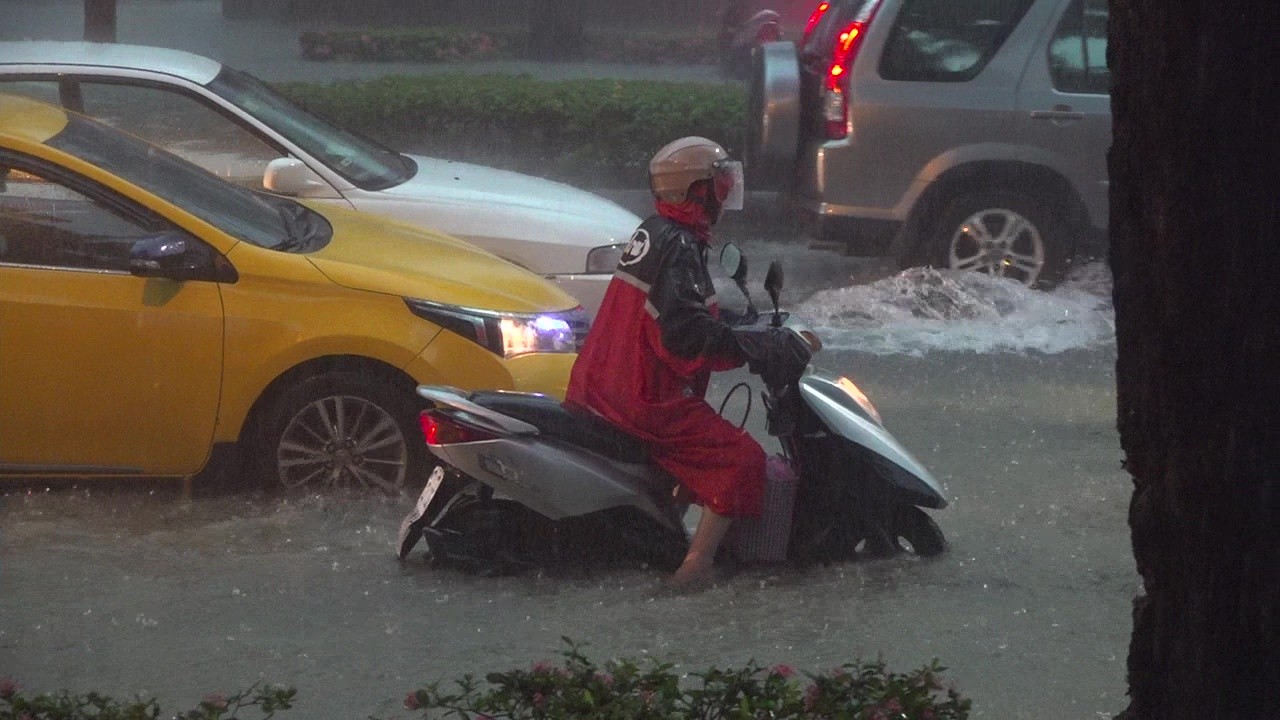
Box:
0;93;583;492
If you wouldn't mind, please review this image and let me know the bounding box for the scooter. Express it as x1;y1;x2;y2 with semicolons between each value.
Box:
719;3;783;80
397;245;948;576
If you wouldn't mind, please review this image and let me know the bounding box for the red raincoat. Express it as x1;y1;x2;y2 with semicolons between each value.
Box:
564;198;765;518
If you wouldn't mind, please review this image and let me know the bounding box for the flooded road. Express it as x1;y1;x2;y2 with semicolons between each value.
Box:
0;362;1130;718
1;220;1131;719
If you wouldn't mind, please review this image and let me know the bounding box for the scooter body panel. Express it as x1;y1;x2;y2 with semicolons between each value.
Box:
430;435;684;531
799;368;948;509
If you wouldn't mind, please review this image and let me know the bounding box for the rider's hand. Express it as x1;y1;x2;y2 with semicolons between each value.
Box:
736;327;811;387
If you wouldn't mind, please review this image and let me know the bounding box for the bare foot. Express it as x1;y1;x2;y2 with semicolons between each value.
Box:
667;554;716;590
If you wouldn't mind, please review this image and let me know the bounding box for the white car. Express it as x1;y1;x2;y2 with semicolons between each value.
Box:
0;41;640;315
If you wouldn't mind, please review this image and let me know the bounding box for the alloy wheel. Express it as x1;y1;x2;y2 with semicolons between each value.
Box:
948;207;1046;287
276;394;408;492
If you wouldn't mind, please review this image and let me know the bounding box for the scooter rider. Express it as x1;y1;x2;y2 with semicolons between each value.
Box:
564;136;809;587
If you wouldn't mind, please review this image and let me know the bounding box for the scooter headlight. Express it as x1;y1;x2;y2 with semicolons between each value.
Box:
836;376;882;425
405;299;588;358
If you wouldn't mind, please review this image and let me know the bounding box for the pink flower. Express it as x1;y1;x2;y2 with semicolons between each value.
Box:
884;697;903;713
0;678;17;700
403;691;420;710
803;683;822;710
531;660;554;674
202;693;228;711
594;671;614;687
770;663;796;679
640;689;655;706
532;691;546;708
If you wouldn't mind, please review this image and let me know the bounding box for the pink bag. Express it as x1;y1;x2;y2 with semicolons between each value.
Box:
727;454;797;563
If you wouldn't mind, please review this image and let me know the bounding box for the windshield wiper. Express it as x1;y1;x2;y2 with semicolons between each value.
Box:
274;201;307;251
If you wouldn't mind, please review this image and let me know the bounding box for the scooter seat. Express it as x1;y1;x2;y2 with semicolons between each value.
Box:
468;392;650;464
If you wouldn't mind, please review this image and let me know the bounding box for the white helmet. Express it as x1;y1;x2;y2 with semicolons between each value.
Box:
648;136;745;212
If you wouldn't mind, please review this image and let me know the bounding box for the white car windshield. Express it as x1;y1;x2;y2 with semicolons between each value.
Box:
46;114;329;252
208;68;415;191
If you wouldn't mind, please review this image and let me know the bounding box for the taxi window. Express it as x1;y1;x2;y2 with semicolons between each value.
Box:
0;163;153;272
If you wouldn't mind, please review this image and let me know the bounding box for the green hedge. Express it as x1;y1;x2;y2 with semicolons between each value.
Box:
0;642;972;719
275;74;746;186
298;28;720;65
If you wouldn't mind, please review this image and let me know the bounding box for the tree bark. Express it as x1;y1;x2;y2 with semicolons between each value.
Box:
527;0;586;60
1110;1;1280;718
83;0;116;43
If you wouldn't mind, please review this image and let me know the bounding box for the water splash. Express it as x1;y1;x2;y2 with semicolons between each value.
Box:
797;263;1114;356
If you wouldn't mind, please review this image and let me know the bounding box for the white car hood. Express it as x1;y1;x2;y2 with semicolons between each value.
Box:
346;155;641;276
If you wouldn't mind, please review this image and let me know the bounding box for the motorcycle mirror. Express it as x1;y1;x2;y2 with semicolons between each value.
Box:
720;243;758;325
765;260;784;318
720;243;747;283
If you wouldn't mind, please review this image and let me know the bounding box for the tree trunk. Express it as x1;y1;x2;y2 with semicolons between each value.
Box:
83;0;116;43
527;0;585;60
1110;1;1280;718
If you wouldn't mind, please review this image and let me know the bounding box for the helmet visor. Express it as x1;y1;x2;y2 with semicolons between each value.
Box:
712;160;745;211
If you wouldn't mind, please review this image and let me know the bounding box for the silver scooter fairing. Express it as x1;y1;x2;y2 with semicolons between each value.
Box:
798;367;948;509
416;386;685;532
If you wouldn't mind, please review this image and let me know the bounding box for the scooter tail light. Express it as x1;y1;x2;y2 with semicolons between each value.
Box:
419;411;497;445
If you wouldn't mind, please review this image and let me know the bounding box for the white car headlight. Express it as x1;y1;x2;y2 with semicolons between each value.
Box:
585;243;626;274
405;299;588;359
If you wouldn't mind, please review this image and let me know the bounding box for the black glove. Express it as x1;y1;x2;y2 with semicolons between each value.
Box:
734;327;812;388
719;305;759;327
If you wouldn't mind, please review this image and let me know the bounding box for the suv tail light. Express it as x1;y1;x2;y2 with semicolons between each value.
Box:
822;0;883;139
802;2;831;46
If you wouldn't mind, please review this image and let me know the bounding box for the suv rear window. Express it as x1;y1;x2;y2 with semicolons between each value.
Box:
879;0;1037;82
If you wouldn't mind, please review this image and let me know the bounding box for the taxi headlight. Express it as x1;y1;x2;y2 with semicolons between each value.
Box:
405;299;588;359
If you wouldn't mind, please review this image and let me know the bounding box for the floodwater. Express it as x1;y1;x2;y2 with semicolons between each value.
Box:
0;238;1134;719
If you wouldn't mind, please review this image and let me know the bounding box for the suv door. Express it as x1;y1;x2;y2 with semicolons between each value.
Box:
1014;0;1110;232
0;156;225;475
813;0;1043;214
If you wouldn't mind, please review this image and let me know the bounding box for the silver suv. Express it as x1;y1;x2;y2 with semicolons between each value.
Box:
748;0;1109;287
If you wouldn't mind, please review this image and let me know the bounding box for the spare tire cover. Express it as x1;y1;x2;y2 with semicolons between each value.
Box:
745;40;801;191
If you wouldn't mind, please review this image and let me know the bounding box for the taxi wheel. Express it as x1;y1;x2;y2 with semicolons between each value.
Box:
251;371;427;494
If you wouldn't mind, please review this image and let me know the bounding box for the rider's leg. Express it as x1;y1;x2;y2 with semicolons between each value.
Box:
671;507;732;586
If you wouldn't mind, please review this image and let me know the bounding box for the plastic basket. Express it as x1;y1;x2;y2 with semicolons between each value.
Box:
728;454;796;563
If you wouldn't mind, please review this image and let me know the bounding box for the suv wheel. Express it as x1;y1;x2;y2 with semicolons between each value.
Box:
249;371;426;494
930;191;1071;288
